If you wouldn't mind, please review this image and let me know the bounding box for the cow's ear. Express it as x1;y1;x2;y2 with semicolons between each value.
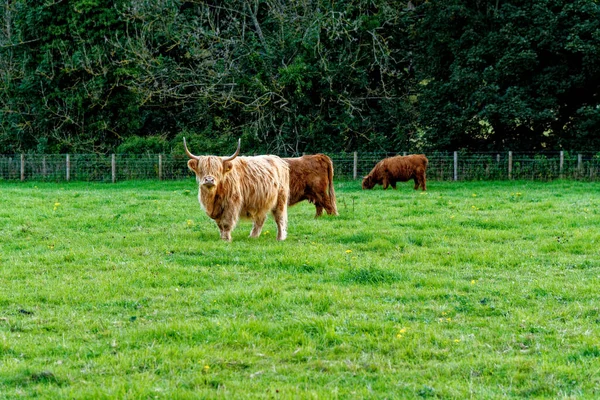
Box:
223;160;233;173
187;159;198;172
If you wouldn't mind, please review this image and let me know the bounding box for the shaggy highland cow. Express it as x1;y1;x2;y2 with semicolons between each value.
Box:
283;154;338;217
184;138;290;241
362;154;428;191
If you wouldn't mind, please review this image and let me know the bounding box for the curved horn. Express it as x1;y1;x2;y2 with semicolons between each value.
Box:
223;138;241;162
183;137;199;160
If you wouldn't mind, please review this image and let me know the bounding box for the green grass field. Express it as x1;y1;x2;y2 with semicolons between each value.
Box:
1;179;599;398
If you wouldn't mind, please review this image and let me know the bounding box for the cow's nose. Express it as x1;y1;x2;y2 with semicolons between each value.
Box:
203;176;216;187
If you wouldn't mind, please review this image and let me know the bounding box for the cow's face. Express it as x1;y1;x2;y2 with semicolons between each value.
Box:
184;137;241;190
362;175;375;190
187;157;234;190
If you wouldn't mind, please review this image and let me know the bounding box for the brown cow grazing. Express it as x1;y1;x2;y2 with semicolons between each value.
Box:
284;154;338;217
184;138;290;241
362;154;428;191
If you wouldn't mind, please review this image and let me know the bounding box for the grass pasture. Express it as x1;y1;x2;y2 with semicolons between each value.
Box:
1;179;599;398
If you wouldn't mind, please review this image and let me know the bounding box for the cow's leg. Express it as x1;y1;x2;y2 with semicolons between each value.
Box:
272;199;288;241
315;204;324;218
217;210;238;241
217;221;233;242
421;172;427;191
250;214;267;238
324;194;338;216
324;202;336;215
382;176;389;190
413;177;420;190
391;181;397;190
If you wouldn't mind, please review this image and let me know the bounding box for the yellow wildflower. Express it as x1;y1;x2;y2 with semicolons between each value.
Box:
345;250;352;254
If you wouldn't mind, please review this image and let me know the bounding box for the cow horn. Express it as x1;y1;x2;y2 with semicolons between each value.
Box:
223;138;241;162
183;137;199;160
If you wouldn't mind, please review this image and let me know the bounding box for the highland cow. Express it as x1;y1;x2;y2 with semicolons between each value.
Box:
362;154;428;191
284;154;338;217
184;138;290;241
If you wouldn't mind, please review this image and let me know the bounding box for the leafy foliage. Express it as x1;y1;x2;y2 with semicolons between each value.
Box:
1;0;599;154
413;0;600;150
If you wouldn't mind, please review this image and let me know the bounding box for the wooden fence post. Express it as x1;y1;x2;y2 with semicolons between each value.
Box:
20;153;25;181
453;151;458;181
508;151;513;180
66;154;70;181
112;154;116;183
403;151;407;156
578;154;583;178
559;151;564;178
353;151;358;180
42;156;47;179
158;154;163;181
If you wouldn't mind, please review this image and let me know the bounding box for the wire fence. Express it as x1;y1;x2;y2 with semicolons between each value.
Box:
1;151;599;182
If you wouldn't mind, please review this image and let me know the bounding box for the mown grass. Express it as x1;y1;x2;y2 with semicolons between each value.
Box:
1;178;599;398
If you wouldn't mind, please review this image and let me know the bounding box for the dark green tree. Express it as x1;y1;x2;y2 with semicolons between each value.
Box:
1;0;138;153
413;0;600;151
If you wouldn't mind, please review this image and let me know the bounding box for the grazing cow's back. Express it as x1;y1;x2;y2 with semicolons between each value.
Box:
362;154;428;191
284;154;338;217
185;138;289;241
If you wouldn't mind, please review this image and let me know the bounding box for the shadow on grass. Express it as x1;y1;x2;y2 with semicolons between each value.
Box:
339;267;401;285
0;370;64;387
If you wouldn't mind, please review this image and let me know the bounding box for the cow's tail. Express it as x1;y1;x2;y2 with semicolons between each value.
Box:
327;157;339;216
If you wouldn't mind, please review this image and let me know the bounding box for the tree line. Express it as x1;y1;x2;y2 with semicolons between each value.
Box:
1;0;599;155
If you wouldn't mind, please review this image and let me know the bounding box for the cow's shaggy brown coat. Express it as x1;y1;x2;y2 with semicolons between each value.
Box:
362;154;428;191
284;154;338;217
185;138;290;241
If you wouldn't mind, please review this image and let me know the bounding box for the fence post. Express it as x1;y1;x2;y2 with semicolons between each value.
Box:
111;154;116;183
403;151;407;156
578;154;583;178
508;151;513;180
66;154;70;181
158;154;163;181
353;151;358;180
20;153;25;181
559;151;564;179
42;156;47;179
453;151;458;181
